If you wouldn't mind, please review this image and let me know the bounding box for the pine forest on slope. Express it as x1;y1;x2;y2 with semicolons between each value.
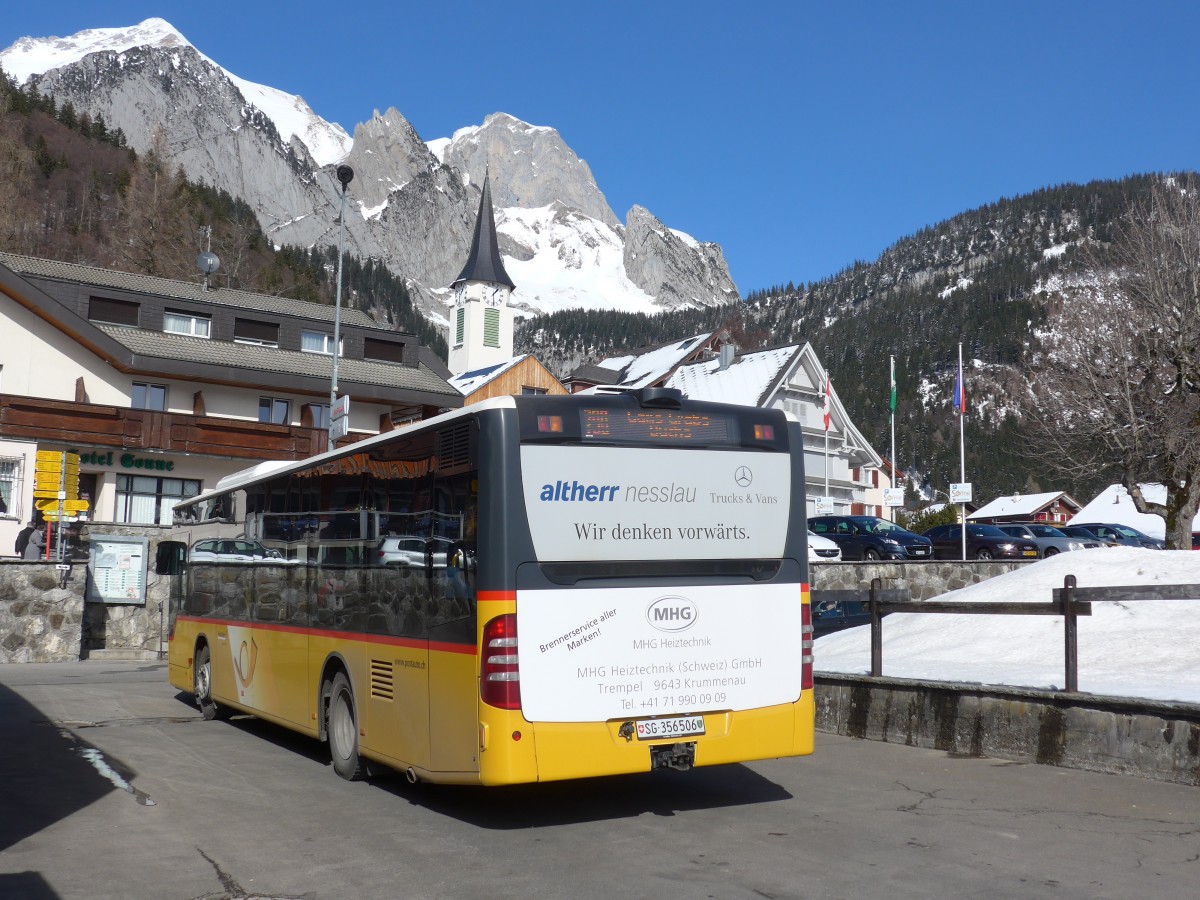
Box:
517;175;1168;505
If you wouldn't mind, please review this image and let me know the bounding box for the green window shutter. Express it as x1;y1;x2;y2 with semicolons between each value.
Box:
483;308;501;348
455;307;465;347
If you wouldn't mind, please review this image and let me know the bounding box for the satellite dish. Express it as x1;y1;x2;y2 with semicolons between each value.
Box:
197;251;220;275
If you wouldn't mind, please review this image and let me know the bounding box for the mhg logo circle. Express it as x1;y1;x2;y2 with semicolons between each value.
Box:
646;595;699;632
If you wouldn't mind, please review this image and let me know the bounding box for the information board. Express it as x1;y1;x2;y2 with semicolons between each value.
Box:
86;536;149;605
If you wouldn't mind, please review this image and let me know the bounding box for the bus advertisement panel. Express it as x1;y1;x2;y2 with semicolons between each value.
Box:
519;445;791;561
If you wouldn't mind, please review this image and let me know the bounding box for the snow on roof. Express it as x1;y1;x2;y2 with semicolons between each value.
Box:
815;548;1200;703
968;491;1072;520
1070;484;1200;539
447;355;527;395
666;345;798;406
595;333;712;388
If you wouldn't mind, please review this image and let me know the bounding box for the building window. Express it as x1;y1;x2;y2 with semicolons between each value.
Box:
454;308;465;348
521;386;548;395
0;457;21;517
88;296;139;327
117;475;201;525
301;331;339;355
234;317;279;347
163;310;211;338
364;337;405;364
259;397;291;425
483;308;500;348
304;403;331;429
132;382;167;411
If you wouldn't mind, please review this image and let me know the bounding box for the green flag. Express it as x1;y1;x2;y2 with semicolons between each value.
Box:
889;356;896;415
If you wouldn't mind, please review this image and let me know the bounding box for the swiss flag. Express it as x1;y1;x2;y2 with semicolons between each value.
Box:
823;376;831;431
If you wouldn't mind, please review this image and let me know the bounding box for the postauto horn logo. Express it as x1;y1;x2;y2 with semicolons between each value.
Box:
646;595;699;633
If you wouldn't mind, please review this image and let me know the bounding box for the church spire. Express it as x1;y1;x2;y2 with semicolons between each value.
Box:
452;169;514;289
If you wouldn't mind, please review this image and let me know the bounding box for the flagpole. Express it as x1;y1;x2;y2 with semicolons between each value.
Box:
889;355;896;520
823;374;831;505
958;342;966;560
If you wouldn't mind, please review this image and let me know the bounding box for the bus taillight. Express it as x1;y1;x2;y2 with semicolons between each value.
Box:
800;600;813;691
481;614;522;710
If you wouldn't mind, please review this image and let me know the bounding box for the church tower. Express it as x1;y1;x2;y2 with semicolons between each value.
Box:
447;172;516;375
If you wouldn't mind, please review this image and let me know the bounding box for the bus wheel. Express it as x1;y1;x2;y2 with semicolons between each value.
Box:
327;672;364;781
194;645;221;721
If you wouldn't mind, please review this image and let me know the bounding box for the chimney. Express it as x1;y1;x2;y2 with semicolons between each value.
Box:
719;344;735;370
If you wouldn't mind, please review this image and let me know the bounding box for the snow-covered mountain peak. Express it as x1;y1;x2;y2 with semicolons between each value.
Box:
1;18;189;83
0;18;351;167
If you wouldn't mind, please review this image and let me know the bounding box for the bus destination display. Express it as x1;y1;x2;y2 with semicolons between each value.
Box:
581;408;734;444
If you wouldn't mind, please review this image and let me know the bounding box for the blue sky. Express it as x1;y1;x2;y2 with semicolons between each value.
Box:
5;2;1199;296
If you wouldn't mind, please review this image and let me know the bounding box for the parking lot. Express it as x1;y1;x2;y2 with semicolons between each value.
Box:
2;661;1198;899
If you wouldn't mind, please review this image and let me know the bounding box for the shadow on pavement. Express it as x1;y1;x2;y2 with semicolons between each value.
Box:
373;762;793;829
0;682;133;897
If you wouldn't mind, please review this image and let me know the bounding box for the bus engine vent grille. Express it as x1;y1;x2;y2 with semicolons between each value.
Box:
370;659;395;701
436;422;472;470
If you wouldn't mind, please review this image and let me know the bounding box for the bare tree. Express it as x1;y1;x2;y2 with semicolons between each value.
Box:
1030;174;1200;548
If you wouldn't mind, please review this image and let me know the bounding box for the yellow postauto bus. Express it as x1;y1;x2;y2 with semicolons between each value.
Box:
158;388;814;785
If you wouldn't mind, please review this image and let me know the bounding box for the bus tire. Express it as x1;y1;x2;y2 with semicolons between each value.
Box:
194;644;221;721
327;672;364;781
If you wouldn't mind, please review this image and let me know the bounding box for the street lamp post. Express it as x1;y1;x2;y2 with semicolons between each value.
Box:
328;165;354;453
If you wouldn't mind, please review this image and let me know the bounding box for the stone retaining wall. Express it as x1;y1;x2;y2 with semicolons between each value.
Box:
816;673;1200;785
810;559;1030;599
0;562;85;662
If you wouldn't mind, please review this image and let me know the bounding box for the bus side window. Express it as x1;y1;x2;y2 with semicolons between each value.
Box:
155;540;187;575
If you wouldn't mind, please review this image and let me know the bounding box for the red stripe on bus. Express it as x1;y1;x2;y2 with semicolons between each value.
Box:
478;590;516;603
176;615;476;654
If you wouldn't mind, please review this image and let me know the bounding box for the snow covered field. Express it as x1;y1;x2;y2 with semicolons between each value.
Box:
814;548;1200;704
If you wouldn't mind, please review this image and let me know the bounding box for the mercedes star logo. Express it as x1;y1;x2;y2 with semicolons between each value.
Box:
734;466;753;487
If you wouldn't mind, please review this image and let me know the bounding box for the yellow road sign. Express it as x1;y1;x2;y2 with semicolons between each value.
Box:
62;499;90;513
34;476;79;493
34;452;79;473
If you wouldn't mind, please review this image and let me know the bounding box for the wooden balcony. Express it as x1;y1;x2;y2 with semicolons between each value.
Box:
0;394;325;461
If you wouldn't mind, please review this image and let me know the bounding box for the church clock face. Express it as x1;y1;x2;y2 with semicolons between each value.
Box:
453;283;466;307
486;286;504;306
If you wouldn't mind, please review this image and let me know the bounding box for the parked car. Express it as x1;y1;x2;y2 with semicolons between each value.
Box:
375;535;451;568
921;523;1039;560
189;538;285;562
995;523;1098;557
807;530;842;562
1059;524;1121;547
1071;522;1166;549
808;515;933;561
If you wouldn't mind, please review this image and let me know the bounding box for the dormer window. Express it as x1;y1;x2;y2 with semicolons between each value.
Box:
364;337;405;364
164;310;211;338
234;317;279;347
301;330;340;355
88;296;139;327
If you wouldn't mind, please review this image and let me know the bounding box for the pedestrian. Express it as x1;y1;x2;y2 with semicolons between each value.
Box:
15;521;35;557
24;523;46;560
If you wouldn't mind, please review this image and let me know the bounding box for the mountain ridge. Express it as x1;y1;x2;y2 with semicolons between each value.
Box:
0;18;736;324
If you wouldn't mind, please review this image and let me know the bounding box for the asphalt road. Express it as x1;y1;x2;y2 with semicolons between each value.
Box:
1;661;1197;900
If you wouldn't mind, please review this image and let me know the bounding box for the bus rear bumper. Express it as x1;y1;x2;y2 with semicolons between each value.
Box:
478;692;815;785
